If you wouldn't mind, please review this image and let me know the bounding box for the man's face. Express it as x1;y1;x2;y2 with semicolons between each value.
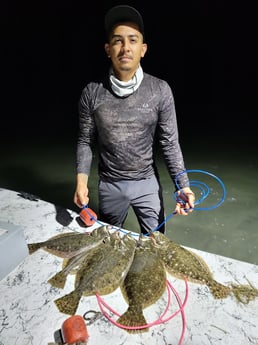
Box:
105;22;147;80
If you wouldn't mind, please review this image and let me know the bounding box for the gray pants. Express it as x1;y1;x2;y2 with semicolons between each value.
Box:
98;175;165;234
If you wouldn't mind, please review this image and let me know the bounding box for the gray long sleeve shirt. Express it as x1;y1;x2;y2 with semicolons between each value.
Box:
76;72;189;189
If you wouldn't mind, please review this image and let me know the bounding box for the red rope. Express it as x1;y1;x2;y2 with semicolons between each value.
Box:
95;277;188;345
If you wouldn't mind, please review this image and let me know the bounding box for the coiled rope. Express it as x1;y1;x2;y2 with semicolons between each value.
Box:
113;168;227;235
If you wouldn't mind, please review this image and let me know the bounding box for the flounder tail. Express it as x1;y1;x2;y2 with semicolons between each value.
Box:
117;307;149;333
230;281;258;304
54;290;81;315
48;272;67;289
28;243;41;254
208;281;231;299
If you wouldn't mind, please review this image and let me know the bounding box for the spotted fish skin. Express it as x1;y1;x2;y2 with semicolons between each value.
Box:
47;246;98;289
28;225;111;258
152;232;258;303
150;231;231;299
117;234;167;333
54;232;137;315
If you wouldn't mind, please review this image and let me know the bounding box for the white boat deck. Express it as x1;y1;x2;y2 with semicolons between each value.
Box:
0;188;257;345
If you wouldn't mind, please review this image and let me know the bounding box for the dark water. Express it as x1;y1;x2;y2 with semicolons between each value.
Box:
1;131;257;265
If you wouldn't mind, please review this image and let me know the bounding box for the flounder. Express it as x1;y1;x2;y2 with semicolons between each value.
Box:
48;248;97;289
117;234;167;333
54;231;137;315
27;225;111;258
151;231;258;304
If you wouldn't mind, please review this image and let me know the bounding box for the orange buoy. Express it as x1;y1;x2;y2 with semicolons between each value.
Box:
61;315;89;344
79;206;97;227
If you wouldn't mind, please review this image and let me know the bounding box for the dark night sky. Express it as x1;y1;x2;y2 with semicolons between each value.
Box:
2;0;257;145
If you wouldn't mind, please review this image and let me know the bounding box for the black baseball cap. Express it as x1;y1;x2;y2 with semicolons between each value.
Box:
105;5;144;38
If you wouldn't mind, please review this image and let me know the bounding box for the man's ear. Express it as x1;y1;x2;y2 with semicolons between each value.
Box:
104;43;110;57
141;43;148;58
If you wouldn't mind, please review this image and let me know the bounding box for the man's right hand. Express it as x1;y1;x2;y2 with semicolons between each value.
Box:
73;173;89;208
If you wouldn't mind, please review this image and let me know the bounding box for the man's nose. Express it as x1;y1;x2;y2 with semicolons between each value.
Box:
121;40;130;51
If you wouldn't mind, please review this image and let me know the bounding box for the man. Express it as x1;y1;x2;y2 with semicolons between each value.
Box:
74;5;195;234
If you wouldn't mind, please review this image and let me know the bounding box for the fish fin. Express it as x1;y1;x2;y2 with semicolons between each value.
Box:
62;258;69;269
48;272;67;289
230;282;258;304
49;232;79;240
42;248;72;258
62;256;86;275
119;285;129;304
62;258;78;272
54;290;81;315
117;307;149;334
